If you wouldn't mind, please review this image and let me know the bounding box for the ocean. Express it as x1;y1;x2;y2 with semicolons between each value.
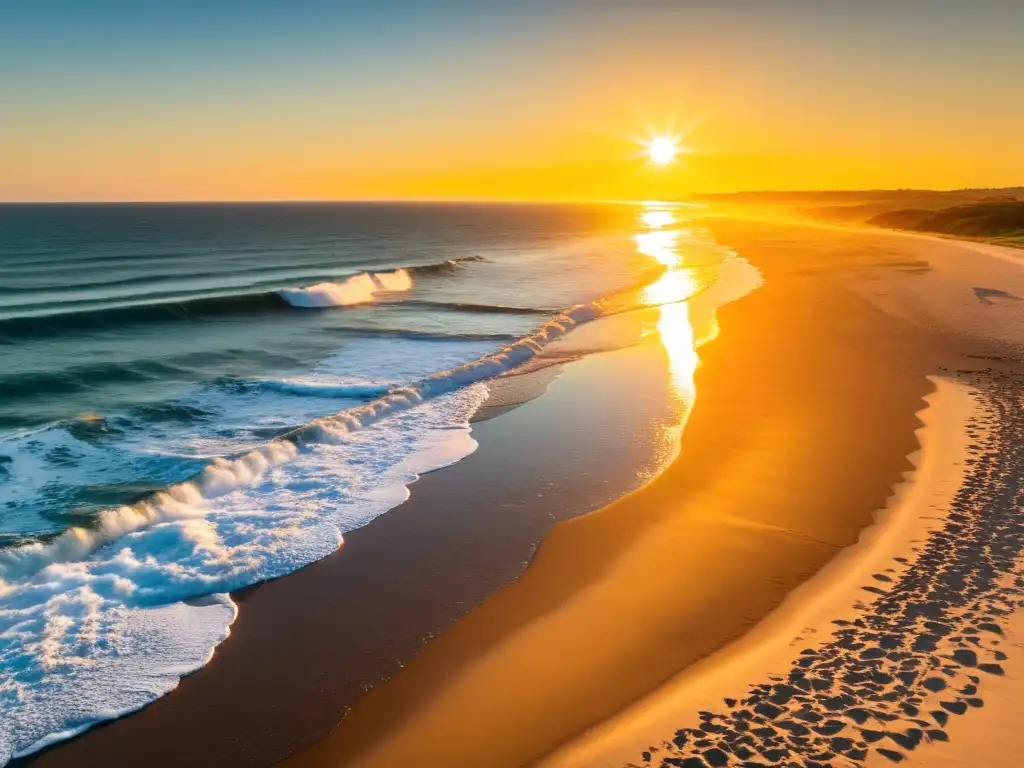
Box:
0;202;733;762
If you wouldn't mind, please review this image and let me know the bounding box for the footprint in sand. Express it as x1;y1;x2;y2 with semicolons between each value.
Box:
638;370;1024;767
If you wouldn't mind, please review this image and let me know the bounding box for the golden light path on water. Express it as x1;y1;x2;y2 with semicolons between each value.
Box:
634;202;700;399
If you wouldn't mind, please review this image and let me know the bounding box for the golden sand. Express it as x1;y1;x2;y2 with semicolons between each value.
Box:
286;218;980;768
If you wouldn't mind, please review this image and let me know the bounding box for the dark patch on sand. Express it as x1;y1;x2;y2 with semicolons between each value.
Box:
973;287;1021;305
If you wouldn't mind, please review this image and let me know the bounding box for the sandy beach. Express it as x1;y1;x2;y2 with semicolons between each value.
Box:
7;3;1024;765
281;218;959;768
19;216;1024;768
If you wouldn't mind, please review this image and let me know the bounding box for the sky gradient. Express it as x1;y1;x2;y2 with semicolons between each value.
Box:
2;1;1023;201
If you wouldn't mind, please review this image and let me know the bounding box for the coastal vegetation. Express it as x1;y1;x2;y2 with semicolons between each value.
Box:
697;189;1024;248
868;201;1024;247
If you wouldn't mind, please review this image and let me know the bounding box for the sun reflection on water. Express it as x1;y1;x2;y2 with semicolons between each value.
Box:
640;208;676;230
635;228;681;267
635;203;699;398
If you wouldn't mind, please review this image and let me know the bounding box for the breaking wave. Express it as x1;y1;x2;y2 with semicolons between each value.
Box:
277;268;412;308
0;300;600;762
0;302;599;582
0;256;485;341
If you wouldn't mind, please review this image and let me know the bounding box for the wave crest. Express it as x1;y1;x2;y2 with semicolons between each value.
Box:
0;302;600;584
277;269;412;308
0;255;486;340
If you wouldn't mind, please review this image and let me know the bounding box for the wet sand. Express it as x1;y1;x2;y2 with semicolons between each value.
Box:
543;375;976;766
577;224;1024;768
284;220;978;767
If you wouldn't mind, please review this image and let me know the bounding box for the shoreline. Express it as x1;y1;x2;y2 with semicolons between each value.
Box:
283;220;954;767
529;221;1024;768
16;305;695;768
22;218;1024;768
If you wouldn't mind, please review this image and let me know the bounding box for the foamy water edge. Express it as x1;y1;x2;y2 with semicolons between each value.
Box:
0;303;601;762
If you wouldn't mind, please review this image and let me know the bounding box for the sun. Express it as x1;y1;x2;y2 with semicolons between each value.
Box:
646;136;679;165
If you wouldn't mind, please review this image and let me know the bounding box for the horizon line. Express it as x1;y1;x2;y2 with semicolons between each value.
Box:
2;185;1022;206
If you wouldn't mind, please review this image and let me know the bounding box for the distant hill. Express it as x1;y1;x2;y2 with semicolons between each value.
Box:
692;188;1024;221
868;202;1024;235
690;187;1024;248
800;195;1023;223
693;188;1024;209
867;201;1024;246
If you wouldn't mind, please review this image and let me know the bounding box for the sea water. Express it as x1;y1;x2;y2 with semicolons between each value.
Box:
0;202;729;761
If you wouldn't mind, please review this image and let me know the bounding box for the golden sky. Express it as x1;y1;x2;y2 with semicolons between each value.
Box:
2;2;1023;201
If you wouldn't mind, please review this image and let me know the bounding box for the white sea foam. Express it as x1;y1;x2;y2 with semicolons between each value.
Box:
0;338;504;539
0;302;602;764
277;268;412;307
1;306;598;578
0;424;198;542
0;386;486;763
303;304;599;440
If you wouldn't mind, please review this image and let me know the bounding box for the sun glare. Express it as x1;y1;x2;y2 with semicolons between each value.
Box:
646;136;679;165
